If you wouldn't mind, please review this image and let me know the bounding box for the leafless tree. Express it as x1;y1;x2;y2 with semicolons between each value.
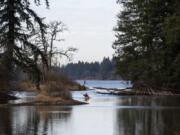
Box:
31;21;77;68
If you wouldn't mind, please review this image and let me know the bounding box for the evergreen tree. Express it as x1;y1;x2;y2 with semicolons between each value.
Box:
163;0;180;88
113;0;180;89
61;58;119;80
100;58;113;79
0;0;49;89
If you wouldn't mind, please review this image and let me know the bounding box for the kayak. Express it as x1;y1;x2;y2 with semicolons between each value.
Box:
83;93;90;100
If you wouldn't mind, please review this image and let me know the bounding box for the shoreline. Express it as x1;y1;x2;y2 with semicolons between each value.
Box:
0;91;88;107
94;87;180;96
0;99;87;107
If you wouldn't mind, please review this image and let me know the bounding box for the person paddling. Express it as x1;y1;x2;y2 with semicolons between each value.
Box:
83;93;90;100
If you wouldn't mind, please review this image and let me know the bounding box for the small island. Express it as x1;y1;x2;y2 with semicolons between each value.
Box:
0;70;87;106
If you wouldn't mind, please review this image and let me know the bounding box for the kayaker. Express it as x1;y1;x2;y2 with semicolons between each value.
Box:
83;93;90;99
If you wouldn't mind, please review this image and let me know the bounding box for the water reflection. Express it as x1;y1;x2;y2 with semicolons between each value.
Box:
0;106;72;135
115;96;180;135
0;95;180;135
116;96;180;107
0;107;13;135
115;109;180;135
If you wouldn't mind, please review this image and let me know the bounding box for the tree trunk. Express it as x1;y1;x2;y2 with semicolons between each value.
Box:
2;0;15;85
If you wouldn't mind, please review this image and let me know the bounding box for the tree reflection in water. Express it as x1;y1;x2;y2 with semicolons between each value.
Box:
115;96;180;135
1;95;180;135
0;106;72;135
0;107;13;135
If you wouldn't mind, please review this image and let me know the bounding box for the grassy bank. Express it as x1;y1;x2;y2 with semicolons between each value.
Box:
14;76;86;92
0;95;87;107
0;71;87;106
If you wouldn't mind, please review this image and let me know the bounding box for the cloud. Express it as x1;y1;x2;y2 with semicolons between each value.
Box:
33;0;120;63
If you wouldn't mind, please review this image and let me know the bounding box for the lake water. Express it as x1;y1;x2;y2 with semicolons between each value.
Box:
1;80;180;135
76;80;132;89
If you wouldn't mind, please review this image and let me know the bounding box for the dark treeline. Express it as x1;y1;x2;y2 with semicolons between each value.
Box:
113;0;180;90
61;57;121;80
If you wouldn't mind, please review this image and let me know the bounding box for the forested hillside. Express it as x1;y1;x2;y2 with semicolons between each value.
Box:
61;58;121;80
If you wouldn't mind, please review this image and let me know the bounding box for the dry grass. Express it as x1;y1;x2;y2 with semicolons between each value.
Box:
15;80;37;91
35;94;65;103
39;71;73;99
33;93;86;106
40;81;72;99
44;71;77;86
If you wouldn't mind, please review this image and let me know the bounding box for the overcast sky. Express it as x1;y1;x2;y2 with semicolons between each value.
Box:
33;0;120;63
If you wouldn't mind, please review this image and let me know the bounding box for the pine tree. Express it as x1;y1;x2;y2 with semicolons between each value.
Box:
113;0;180;89
0;0;49;89
163;0;180;88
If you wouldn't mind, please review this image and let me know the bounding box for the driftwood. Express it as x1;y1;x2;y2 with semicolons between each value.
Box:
132;82;180;96
94;85;180;96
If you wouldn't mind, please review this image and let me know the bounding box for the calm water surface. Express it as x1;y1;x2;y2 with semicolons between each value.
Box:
0;80;180;135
